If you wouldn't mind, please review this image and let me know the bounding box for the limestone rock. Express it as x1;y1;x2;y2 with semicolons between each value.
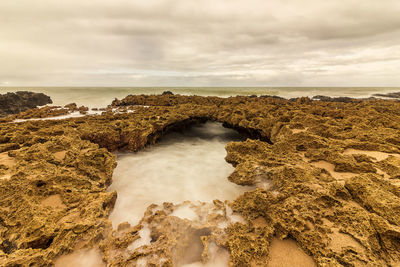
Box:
1;94;400;266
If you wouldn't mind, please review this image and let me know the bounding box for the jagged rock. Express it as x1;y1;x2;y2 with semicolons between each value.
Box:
0;91;52;117
64;103;77;111
0;94;400;266
162;91;174;95
312;95;357;103
373;92;400;99
78;106;89;114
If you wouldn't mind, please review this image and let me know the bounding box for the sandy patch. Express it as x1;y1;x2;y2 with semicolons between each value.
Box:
267;238;316;267
128;225;151;251
0;173;12;180
321;218;334;228
41;194;67;209
305;220;315;231
58;211;81;224
301;155;308;163
73;240;89;250
252;217;268;228
347;200;364;210
376;168;390;179
292;127;308;134
0;152;16;167
0;152;16;180
81;148;91;154
343;149;400;162
328;228;365;254
54;151;67;161
311;161;356;182
54;248;105;267
391;180;400;186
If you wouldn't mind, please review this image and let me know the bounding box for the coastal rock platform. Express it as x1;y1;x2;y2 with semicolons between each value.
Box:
1;94;400;266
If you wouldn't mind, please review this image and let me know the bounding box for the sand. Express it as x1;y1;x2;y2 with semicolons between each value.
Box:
267;238;316;267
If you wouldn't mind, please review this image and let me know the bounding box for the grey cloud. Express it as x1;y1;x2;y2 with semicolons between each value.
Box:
0;0;399;86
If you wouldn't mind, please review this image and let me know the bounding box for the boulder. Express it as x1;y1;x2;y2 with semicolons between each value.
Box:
0;91;52;117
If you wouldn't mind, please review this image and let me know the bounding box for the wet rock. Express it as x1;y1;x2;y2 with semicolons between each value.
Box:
10;106;70;120
64;103;78;111
373;92;400;99
0;91;52;117
162;90;174;95
78;106;89;114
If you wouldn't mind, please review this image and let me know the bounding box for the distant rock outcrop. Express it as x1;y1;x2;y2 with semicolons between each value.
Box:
373;92;400;99
312;95;357;103
0;91;52;117
161;90;174;95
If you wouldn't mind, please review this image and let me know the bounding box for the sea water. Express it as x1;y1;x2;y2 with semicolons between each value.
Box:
108;121;248;227
1;86;399;108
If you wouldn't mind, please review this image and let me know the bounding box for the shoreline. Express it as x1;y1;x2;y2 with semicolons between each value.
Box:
2;87;400;108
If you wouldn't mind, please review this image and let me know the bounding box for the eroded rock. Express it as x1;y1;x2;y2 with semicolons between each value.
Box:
1;94;400;266
0;91;52;118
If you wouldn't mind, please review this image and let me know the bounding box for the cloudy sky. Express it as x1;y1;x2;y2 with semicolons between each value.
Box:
1;0;400;87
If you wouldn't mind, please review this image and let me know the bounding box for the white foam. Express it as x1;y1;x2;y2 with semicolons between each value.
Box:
172;204;199;221
257;179;273;190
12;109;103;123
108;122;249;227
271;190;279;196
225;205;245;224
111;107;135;114
136;258;147;267
128;225;152;251
217;221;229;229
181;242;230;267
54;248;105;267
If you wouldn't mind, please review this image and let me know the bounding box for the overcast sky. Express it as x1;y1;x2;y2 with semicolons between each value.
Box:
1;0;400;87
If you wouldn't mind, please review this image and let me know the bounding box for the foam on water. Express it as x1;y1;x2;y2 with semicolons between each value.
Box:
128;224;152;251
182;241;230;267
12;110;103;123
54;248;105;267
108;121;248;227
171;204;200;221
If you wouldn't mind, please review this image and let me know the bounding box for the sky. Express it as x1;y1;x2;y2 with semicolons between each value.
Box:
1;0;400;87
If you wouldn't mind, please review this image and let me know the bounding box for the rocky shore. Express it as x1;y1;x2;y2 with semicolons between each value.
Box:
1;93;400;266
0;91;52;118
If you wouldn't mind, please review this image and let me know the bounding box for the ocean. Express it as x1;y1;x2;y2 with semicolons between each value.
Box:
1;87;399;108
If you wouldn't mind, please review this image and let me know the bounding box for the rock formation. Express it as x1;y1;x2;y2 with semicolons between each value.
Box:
0;91;52;118
373;91;400;99
1;94;400;266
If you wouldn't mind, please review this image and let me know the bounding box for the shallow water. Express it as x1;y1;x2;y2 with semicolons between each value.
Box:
108;121;248;227
12;110;102;123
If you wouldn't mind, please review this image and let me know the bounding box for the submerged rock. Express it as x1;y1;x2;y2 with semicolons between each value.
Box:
373;92;400;99
0;91;52;117
312;95;358;102
1;94;400;266
162;90;174;95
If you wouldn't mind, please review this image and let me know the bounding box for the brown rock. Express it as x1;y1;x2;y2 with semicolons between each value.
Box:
1;94;400;266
